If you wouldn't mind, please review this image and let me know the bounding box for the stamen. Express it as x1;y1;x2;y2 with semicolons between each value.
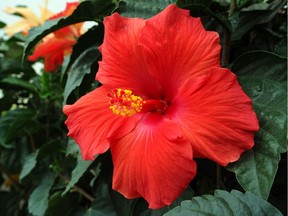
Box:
107;88;143;117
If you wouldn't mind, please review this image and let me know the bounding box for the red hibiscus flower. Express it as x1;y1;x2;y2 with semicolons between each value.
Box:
28;2;82;72
63;4;259;209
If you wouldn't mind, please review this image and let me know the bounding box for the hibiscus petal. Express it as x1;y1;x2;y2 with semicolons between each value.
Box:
63;86;141;160
49;2;83;38
28;37;76;71
139;4;221;100
4;7;39;25
110;113;196;209
172;67;259;166
49;2;79;20
3;5;52;36
39;5;54;23
3;20;33;36
97;13;161;99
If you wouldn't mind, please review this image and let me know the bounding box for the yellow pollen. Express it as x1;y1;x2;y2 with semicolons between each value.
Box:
107;88;143;117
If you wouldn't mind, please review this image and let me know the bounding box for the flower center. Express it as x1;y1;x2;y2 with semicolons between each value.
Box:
107;89;143;117
107;88;167;117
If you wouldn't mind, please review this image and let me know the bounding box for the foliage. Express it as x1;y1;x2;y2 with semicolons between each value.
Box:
164;190;283;216
0;0;286;215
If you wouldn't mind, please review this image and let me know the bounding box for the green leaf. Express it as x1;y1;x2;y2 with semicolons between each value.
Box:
19;140;63;182
63;46;100;104
118;0;173;18
232;0;286;40
227;51;287;199
0;77;37;92
164;190;283;216
28;171;56;216
0;108;37;148
19;150;39;182
23;0;116;61
66;138;80;156
62;152;94;195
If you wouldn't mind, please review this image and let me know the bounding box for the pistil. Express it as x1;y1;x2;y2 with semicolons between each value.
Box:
107;88;167;117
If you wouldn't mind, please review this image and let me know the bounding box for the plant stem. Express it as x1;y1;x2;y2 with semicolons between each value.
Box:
216;164;222;189
221;0;237;67
229;0;237;16
221;29;231;67
60;174;96;202
73;185;96;202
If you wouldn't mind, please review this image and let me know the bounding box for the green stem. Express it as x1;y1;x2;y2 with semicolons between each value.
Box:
221;0;237;67
73;185;96;202
229;0;237;16
221;29;231;67
216;164;222;189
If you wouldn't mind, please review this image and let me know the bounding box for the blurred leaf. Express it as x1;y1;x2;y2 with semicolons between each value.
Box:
228;51;287;199
0;108;37;148
229;10;240;32
232;0;286;40
0;21;6;28
0;192;21;216
37;139;64;159
109;190;138;216
63;46;100;104
0;138;30;173
2;37;25;59
19;139;63;182
0;90;14;112
236;0;255;9
73;178;117;216
85;204;116;216
62;152;94;195
28;171;56;216
46;191;80;216
83;198;117;216
274;38;287;57
19;150;39;182
0;58;35;79
176;0;211;8
0;77;37;92
118;0;173;18
164;190;283;216
241;3;269;11
23;0;116;61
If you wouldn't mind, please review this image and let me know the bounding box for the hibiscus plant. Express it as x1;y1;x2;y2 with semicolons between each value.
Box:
0;0;286;215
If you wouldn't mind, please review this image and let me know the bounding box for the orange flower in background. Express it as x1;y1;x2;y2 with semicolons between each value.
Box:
63;4;259;209
28;2;82;72
3;1;53;36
